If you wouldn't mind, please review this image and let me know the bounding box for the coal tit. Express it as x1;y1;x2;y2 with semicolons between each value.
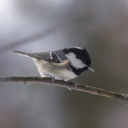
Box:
9;46;94;81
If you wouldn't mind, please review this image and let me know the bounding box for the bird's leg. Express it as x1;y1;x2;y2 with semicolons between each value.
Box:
51;76;55;83
67;80;78;90
74;81;78;88
45;74;55;86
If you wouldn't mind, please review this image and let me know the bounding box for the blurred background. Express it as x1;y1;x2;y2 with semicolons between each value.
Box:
0;0;128;128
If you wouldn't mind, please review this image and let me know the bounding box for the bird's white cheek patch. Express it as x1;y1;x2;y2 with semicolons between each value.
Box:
65;52;86;69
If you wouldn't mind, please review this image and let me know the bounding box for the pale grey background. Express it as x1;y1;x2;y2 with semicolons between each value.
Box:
0;0;128;128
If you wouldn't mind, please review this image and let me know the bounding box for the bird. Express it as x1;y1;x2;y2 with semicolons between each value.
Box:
9;46;94;82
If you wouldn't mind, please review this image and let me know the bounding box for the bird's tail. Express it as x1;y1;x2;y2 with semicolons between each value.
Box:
9;50;30;57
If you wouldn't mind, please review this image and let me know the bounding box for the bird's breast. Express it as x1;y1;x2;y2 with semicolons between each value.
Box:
34;59;77;81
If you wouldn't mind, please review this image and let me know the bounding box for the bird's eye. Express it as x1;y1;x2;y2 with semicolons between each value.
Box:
83;62;86;64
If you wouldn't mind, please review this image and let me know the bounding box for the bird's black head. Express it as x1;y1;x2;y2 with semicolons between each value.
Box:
63;46;93;75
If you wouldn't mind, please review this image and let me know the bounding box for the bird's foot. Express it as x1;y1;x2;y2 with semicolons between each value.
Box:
45;74;55;86
67;80;78;90
51;76;55;83
73;81;77;88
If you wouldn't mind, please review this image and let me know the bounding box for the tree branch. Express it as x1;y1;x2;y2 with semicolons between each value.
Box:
0;77;128;103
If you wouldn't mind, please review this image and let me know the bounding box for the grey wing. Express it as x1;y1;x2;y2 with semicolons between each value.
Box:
52;50;67;63
28;51;51;61
28;50;67;63
10;50;51;61
10;50;67;62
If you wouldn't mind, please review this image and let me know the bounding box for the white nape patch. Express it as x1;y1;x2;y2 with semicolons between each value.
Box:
49;52;53;59
65;52;86;69
67;46;83;50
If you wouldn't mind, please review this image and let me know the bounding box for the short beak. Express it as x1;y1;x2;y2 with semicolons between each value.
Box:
88;66;94;72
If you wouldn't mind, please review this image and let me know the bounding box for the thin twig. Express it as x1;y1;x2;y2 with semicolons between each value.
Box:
0;77;128;103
